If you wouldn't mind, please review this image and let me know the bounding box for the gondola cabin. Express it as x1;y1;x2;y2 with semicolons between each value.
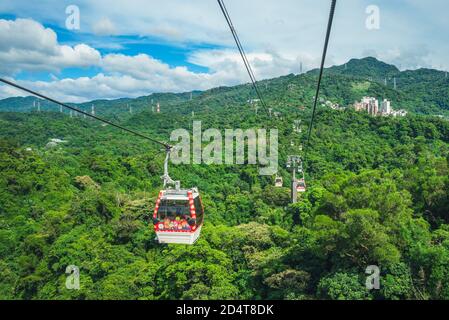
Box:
153;188;204;244
275;176;283;187
296;178;306;193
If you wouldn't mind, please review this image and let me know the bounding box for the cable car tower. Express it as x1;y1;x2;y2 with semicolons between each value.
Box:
287;155;306;204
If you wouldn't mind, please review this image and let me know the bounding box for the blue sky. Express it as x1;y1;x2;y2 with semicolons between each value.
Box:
43;22;215;73
0;12;213;80
0;0;448;102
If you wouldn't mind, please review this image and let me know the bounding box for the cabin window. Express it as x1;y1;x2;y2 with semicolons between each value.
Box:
157;200;192;231
158;199;190;216
194;196;204;225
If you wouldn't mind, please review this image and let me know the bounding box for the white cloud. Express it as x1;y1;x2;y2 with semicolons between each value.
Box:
0;17;317;102
1;0;449;72
0;48;311;102
363;46;434;71
0;18;57;53
1;0;449;102
189;49;320;79
102;54;180;80
0;19;101;75
92;17;117;36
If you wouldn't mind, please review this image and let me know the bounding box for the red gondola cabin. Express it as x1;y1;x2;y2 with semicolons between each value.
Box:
153;188;204;244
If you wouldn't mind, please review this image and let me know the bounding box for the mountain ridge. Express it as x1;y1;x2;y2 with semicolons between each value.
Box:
1;57;448;116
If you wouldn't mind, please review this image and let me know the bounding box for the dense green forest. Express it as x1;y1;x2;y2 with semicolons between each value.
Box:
0;58;448;300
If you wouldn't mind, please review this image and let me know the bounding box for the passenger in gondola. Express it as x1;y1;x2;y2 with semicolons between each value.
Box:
163;217;171;230
180;220;191;231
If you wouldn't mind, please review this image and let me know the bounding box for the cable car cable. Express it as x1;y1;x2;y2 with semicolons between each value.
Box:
304;0;337;161
217;0;258;90
0;78;172;150
217;0;270;116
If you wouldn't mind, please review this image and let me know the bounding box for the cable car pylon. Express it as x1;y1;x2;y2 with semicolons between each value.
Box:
286;155;306;204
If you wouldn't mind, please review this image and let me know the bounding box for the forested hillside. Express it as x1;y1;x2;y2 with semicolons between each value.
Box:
317;57;449;115
2;58;449;117
0;59;449;300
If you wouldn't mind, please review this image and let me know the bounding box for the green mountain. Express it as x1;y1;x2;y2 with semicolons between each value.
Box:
326;56;400;78
311;57;449;115
0;96;40;112
0;91;199;121
1;57;448;117
0;57;449;300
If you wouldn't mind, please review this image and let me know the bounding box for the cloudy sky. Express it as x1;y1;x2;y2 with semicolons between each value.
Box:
0;0;448;102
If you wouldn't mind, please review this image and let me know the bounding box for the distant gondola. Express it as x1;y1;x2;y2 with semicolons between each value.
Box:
296;178;306;193
274;175;283;187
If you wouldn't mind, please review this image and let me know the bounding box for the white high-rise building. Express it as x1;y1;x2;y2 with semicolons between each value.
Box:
371;99;379;115
361;97;369;104
360;97;379;115
355;97;380;115
381;99;391;115
354;97;405;117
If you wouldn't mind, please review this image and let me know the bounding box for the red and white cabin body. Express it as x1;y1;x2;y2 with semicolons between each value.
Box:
296;178;306;193
153;188;204;245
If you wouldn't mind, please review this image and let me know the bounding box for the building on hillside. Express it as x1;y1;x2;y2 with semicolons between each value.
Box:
45;138;68;149
324;100;343;110
50;138;68;143
380;99;391;115
353;97;406;117
391;109;408;117
354;97;379;116
247;99;260;105
354;102;364;112
273;111;282;119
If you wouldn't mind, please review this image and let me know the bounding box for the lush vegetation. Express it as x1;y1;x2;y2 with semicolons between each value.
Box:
0;58;448;300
